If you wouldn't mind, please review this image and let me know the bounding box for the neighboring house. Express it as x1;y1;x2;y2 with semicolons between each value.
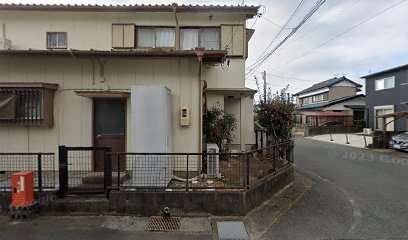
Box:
293;76;365;126
362;64;408;132
0;3;259;155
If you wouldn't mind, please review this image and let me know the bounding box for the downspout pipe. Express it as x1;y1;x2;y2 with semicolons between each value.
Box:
197;49;204;173
197;49;204;152
172;3;180;50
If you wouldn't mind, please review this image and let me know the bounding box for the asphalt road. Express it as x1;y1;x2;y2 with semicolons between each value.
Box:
261;137;408;240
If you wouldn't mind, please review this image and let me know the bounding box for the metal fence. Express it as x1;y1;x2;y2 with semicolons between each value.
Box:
0;153;56;191
109;140;294;191
58;146;112;196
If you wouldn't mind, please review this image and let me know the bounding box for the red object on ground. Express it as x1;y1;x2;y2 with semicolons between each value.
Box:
11;171;35;207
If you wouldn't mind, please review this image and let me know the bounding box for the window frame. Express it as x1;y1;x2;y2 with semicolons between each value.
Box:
46;32;68;49
111;23;136;49
136;26;176;49
312;92;329;103
375;76;395;91
0;83;58;127
180;27;221;51
374;105;395;131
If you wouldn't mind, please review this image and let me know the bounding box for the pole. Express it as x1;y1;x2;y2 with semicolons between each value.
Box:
262;70;267;104
37;154;42;192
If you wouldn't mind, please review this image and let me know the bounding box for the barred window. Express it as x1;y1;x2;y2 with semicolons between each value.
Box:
0;83;58;127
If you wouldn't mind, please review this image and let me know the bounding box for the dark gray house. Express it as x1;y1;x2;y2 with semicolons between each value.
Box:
362;64;408;132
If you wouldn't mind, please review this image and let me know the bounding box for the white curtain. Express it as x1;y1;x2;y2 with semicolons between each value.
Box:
200;28;219;50
138;28;155;48
156;28;175;47
181;29;199;50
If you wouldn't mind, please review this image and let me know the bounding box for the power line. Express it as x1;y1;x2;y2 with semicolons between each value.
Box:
262;17;293;29
278;0;362;52
252;0;307;66
266;73;314;82
269;0;408;72
246;0;327;77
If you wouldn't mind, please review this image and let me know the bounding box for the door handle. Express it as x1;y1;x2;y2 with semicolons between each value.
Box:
96;134;102;139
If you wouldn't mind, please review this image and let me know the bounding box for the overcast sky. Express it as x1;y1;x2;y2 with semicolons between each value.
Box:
3;0;408;95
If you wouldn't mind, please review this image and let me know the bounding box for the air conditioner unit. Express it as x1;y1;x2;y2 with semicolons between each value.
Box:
0;38;11;50
207;143;221;178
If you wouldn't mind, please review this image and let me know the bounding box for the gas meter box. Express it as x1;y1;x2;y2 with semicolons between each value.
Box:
11;171;35;207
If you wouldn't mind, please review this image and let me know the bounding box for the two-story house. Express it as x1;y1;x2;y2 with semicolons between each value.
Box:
362;64;408;132
0;3;259;157
293;76;365;126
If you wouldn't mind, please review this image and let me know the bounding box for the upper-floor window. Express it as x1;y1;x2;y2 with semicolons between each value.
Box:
302;97;311;105
47;32;67;49
375;76;395;91
312;93;328;102
137;27;175;48
112;24;135;48
180;28;220;50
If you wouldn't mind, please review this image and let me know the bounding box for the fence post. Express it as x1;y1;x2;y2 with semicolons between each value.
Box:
272;145;276;172
58;145;67;198
245;153;250;190
117;153;120;188
255;130;259;149
37;153;43;192
186;154;189;192
104;147;112;197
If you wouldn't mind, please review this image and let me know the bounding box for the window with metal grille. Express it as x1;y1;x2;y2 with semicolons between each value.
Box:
0;89;43;121
0;83;58;127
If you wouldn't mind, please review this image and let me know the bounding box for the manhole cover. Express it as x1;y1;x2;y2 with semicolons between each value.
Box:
146;216;181;231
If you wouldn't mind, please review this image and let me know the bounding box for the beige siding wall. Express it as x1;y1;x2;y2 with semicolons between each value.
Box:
329;86;357;100
0;11;245;51
242;95;255;147
0;10;256;154
0;57;200;154
207;93;224;109
203;59;246;89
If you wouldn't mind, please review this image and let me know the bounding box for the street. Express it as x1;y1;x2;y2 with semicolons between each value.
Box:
261;137;408;239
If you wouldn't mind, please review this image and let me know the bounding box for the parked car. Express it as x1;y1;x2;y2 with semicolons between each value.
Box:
389;132;408;152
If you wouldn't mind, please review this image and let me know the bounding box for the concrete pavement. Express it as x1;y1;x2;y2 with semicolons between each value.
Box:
0;170;313;240
307;133;373;148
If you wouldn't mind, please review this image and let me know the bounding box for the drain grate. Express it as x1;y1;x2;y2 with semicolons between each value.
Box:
146;216;181;231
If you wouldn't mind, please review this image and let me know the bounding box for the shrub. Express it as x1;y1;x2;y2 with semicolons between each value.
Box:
255;85;296;141
203;107;237;150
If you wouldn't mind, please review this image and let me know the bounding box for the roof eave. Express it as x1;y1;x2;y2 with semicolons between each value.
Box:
361;63;408;79
0;49;227;63
0;4;259;18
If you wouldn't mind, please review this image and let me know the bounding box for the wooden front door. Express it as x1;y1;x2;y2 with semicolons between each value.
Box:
94;99;126;171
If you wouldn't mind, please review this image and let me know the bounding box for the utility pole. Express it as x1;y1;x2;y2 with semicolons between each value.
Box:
262;70;267;104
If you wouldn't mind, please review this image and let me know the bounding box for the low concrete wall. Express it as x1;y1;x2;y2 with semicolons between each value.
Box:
109;165;294;216
0;191;57;215
0;166;294;216
305;126;361;136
